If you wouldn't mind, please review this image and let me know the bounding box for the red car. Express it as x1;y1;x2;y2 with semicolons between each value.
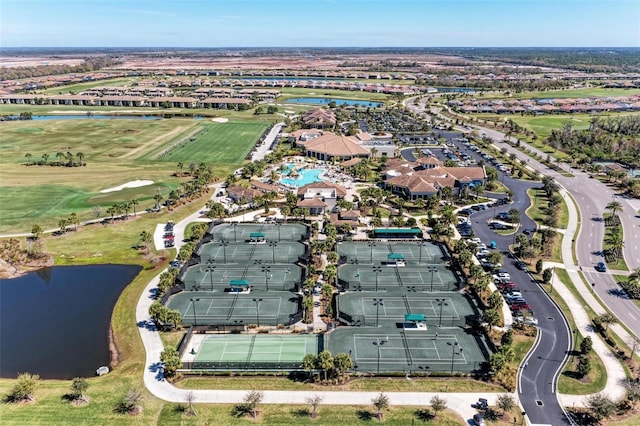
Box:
510;302;531;311
497;282;517;291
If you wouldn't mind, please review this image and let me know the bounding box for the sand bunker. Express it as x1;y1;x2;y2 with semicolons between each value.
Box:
211;117;229;123
100;180;154;193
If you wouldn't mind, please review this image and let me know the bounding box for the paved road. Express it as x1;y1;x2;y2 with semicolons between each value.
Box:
474;126;640;338
406;96;640;338
464;179;572;425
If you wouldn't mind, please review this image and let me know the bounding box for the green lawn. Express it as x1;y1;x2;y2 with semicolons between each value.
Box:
526;188;569;230
177;376;505;393
0;118;264;233
548;269;607;395
511;87;640;100
144;121;268;164
156;404;466;426
42;77;134;95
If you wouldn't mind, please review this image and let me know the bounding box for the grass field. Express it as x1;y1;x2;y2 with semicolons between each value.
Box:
42;77;134;95
512;87;640;100
139;121;268;163
0;119;265;233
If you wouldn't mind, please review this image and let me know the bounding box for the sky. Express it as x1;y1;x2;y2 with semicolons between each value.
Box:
1;0;638;48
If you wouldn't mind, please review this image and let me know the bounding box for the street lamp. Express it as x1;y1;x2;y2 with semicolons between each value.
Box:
261;266;271;291
220;240;228;264
373;298;384;327
417;242;426;265
253;298;263;327
232;223;237;242
426;266;437;292
437;298;449;327
368;242;376;264
276;223;282;241
372;266;383;292
450;342;462;374
268;241;278;263
205;265;216;290
190;297;200;327
373;336;388;374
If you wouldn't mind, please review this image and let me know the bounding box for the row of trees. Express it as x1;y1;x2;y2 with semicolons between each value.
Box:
24;151;86;168
302;350;352;383
546;119;640;169
149;301;182;329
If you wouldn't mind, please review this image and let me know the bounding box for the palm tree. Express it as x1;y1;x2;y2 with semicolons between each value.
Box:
317;350;334;381
302;296;314;322
609;231;624;259
606;200;623;217
131;199;139;216
122;201;131;219
24;152;33;164
76;152;84;165
324;264;337;286
68;212;79;231
58;218;69;233
302;353;318;380
333;353;352;379
153;193;163;210
42;153;49;165
629;268;640;284
31;224;44;240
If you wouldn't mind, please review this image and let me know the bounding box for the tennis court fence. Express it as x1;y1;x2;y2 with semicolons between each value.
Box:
181;360;303;371
336;312;472;328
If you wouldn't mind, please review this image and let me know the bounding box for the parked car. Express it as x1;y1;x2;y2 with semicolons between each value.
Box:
473;413;486;426
515;261;527;270
514;316;539;326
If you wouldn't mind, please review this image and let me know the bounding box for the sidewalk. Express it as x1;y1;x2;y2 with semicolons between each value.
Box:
553;188;628;406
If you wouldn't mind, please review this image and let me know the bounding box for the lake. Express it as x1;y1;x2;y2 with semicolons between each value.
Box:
0;264;141;379
284;97;384;107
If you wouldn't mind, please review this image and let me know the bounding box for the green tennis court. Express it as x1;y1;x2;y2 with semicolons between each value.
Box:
338;264;459;291
182;334;319;370
337;292;476;327
194;334;316;362
208;223;308;243
180;263;301;292
327;328;488;374
165;290;301;326
337;241;444;265
198;240;306;264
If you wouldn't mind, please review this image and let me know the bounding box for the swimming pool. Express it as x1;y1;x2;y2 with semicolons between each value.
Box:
279;164;325;187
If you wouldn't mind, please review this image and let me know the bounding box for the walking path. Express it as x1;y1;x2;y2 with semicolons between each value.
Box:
546;189;628;407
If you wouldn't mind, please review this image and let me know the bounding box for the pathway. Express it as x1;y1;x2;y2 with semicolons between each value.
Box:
552;189;629;407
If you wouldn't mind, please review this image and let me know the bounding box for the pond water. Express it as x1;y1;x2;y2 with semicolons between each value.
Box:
284;97;384;107
0;264;141;379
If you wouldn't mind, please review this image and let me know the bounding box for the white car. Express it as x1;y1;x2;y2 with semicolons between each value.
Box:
514;316;538;326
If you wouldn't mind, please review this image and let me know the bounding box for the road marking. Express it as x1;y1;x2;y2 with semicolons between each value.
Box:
629;313;636;320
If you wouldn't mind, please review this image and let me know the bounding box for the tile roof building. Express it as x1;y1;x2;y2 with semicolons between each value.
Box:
383;159;486;200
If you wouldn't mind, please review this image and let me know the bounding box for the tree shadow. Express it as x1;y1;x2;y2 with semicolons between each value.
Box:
356;410;374;421
231;404;251;418
484;408;500;421
561;370;584;380
415;408;434;422
608;288;630;299
291;408;310;418
137;320;157;331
